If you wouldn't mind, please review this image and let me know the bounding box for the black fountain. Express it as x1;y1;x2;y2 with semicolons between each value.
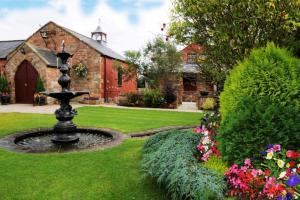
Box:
0;43;124;153
43;43;88;144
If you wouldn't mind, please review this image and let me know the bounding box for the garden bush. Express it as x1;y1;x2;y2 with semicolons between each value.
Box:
142;89;165;107
202;98;216;110
163;83;177;104
202;156;228;176
35;76;45;93
0;75;9;93
142;130;226;200
125;92;143;106
219;43;300;164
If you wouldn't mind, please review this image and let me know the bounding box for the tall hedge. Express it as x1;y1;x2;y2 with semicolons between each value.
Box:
218;43;300;164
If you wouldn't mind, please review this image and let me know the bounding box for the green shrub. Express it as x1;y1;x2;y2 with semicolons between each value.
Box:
35;76;45;93
219;43;300;164
202;98;216;110
202;156;228;175
142;89;165;107
142;130;226;200
0;75;9;93
125;92;142;106
163;83;177;104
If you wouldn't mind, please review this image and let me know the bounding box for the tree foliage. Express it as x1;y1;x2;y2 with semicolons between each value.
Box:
169;0;300;90
124;36;182;88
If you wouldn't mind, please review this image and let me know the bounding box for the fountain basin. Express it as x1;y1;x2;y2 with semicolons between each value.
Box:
0;128;127;153
41;91;89;100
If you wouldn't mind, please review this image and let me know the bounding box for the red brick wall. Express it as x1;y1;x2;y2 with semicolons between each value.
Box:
0;59;6;76
27;22;102;99
181;44;203;62
101;57;137;100
25;21;137;102
180;44;215;102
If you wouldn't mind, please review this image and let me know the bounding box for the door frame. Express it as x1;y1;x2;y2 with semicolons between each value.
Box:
15;60;38;104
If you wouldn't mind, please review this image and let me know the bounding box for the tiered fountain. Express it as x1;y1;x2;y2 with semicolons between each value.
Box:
43;43;89;144
0;43;123;153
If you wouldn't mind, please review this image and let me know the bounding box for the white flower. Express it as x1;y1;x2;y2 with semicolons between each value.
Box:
202;137;211;145
278;171;286;179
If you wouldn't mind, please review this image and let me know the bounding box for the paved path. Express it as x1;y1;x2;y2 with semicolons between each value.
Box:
0;102;202;114
177;102;198;111
0;104;85;114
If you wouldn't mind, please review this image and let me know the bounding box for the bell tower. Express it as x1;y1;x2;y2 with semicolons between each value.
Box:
91;19;107;45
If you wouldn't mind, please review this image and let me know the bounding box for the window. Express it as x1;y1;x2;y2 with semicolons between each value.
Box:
117;67;123;86
187;53;197;64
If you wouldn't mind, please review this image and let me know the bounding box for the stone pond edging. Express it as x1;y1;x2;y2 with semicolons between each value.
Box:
0;126;196;153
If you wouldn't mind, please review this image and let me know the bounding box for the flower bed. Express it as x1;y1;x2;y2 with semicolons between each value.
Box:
194;112;221;161
225;145;300;200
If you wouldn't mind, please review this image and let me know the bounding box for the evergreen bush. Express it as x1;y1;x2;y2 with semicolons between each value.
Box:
142;89;165;107
163;83;177;104
202;98;216;110
0;75;9;93
125;92;142;106
219;43;300;164
142;130;226;200
35;76;45;93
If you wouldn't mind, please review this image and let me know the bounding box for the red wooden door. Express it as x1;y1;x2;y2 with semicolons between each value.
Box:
15;60;38;103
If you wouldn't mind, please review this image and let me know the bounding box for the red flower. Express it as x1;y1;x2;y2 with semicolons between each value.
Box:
265;170;270;176
286;150;300;159
289;161;296;168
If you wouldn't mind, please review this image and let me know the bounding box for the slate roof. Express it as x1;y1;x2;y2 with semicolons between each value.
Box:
182;63;198;73
0;40;24;59
27;43;60;67
60;25;125;61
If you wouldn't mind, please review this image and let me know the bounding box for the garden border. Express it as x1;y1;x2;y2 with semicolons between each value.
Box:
130;125;196;137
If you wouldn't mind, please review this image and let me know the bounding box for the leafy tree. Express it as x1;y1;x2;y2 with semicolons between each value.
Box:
124;36;182;88
169;0;300;91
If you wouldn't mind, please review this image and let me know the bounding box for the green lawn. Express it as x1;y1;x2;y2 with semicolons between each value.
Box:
0;106;201;137
0;106;201;200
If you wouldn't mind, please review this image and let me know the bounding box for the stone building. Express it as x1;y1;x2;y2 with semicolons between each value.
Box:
0;40;24;76
179;44;214;102
0;21;137;104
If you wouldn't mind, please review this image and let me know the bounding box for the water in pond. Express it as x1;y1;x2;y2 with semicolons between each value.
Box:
16;132;113;153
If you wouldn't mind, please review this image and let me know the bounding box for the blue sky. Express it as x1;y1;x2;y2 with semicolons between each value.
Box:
0;0;163;24
0;0;170;54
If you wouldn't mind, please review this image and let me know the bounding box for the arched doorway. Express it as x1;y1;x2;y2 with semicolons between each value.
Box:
15;60;38;103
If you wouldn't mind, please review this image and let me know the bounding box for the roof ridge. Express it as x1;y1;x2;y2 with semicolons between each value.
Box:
61;26;120;52
0;40;25;42
53;22;125;61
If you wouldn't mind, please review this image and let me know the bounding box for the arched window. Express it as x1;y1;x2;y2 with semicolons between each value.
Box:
117;66;123;86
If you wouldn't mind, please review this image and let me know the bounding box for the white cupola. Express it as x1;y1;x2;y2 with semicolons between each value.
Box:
91;20;107;45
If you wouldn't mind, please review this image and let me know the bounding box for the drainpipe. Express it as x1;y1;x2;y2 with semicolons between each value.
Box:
104;56;108;103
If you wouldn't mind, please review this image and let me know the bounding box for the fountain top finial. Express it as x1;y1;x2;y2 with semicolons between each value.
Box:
61;40;65;52
57;40;71;64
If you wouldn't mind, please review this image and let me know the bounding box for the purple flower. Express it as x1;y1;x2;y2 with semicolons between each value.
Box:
277;193;292;200
286;175;300;187
266;144;273;149
260;150;267;155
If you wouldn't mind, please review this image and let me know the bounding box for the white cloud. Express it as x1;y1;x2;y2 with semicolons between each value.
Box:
0;0;172;55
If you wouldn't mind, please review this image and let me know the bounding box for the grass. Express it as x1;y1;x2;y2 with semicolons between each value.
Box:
0;139;169;200
0;106;201;200
0;106;201;137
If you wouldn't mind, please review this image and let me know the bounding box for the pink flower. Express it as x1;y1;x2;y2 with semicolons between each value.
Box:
193;127;201;133
273;144;281;152
197;144;204;152
244;158;251;166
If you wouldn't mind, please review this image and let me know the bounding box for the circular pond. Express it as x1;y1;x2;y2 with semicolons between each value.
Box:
0;128;126;153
